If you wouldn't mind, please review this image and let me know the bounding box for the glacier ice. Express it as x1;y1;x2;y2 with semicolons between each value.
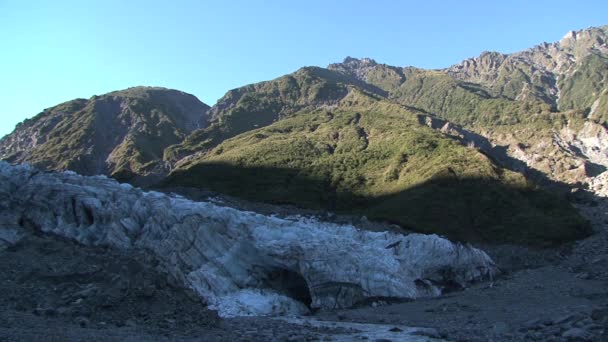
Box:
0;162;498;317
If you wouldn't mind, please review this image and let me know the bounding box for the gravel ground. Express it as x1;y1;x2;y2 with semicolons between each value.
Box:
315;195;608;341
0;229;437;342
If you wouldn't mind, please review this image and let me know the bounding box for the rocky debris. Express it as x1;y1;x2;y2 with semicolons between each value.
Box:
565;195;608;281
559;121;608;169
0;232;220;338
0;227;22;251
501;120;608;194
317;268;608;341
0;162;498;317
2;306;361;342
516;310;608;341
276;317;446;342
311;194;608;342
328;57;380;82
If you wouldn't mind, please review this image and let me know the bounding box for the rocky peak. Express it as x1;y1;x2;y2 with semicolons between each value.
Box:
341;56;378;66
561;30;578;45
449;26;608;78
447;51;507;83
559;26;607;54
328;56;379;81
446;25;608;106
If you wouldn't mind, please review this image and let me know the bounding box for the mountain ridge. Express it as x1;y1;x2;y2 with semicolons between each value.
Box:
0;86;209;181
2;25;607;245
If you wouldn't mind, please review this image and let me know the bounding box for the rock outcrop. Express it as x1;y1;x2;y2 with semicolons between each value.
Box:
0;162;497;317
417;111;608;198
327;57;380;82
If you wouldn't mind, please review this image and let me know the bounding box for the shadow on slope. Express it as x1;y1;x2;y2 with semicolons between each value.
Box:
162;162;591;247
415;113;608;197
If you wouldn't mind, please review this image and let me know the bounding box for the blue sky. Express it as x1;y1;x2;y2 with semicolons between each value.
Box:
0;0;606;137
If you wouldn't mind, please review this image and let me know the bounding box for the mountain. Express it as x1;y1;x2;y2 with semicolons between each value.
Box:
330;26;608;127
0;86;209;182
448;26;608;120
165;91;589;245
163;66;385;162
3;26;608;246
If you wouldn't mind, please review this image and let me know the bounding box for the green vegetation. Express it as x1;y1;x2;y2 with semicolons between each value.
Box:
5;27;608;248
363;64;406;93
386;69;555;127
558;53;608;125
160;51;602;246
330;63;557;127
2;87;209;179
164;67;374;161
165;95;590;246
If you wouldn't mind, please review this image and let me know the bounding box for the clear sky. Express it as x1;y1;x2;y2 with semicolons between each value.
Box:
0;0;606;137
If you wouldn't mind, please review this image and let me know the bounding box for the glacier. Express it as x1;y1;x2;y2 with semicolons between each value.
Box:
0;161;498;317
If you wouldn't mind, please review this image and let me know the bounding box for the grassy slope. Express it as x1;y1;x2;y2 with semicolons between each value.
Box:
359;50;607;128
165;92;590;246
19;99;98;173
558;53;608;125
164;67;384;162
380;68;555;127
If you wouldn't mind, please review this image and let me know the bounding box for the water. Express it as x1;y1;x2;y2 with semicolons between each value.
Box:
275;317;448;341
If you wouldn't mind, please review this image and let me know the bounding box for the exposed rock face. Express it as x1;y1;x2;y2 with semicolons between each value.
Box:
328;57;380;82
482;120;608;196
0;162;497;317
447;26;608;108
418;114;493;152
559;121;608;168
0;87;209;182
417;111;608;197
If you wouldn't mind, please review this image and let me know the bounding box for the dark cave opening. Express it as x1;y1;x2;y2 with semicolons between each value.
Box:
265;268;313;308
